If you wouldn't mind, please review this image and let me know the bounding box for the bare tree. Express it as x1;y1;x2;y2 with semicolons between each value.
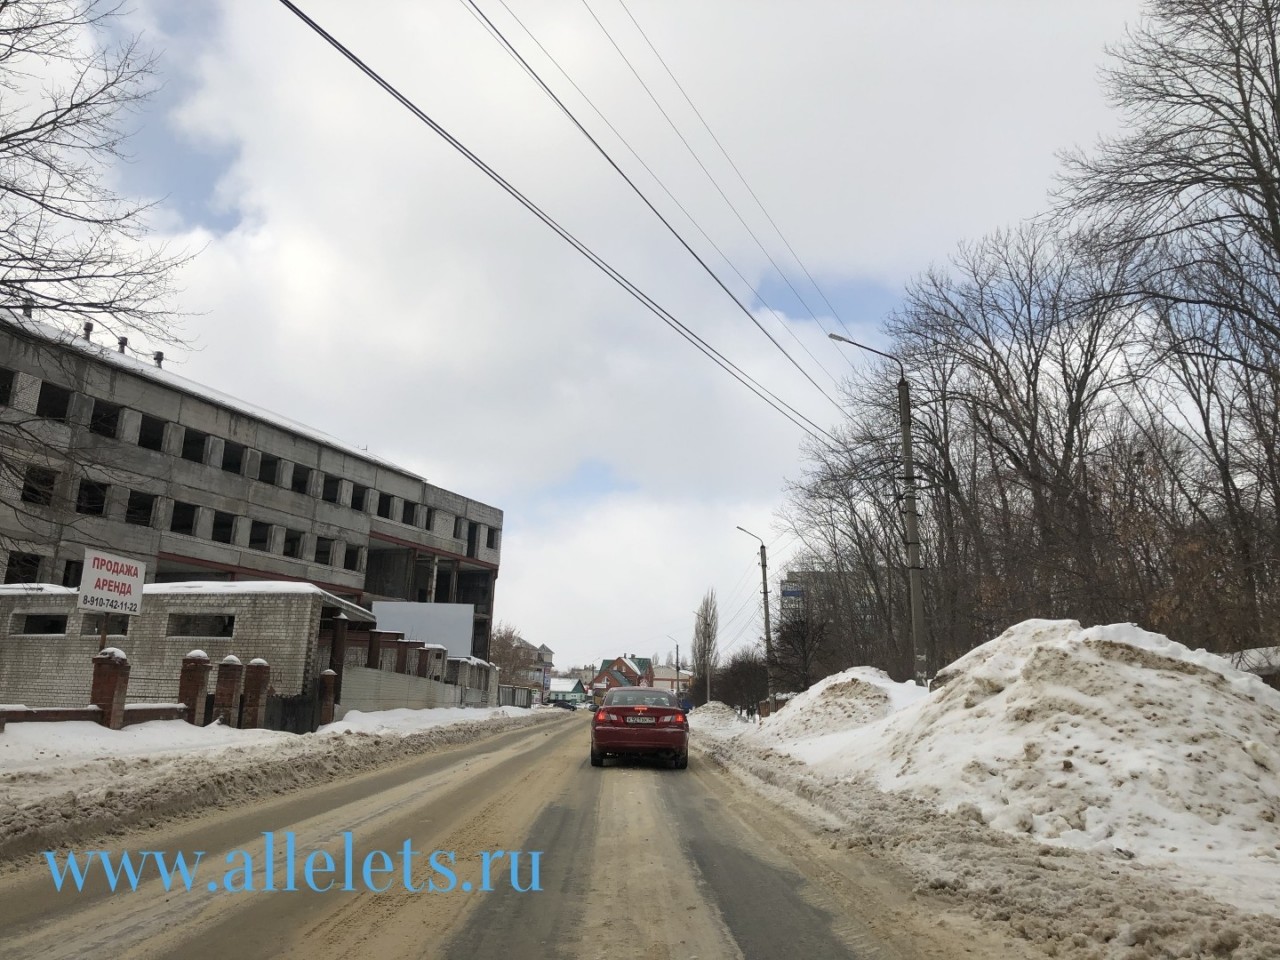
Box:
487;622;537;687
690;588;719;704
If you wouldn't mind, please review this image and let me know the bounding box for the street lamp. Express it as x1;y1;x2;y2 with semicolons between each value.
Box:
828;332;928;687
735;525;776;698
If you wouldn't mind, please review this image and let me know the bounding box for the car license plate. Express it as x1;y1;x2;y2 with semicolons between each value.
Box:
626;716;656;724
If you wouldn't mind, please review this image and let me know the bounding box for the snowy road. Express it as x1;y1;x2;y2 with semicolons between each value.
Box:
0;714;1020;960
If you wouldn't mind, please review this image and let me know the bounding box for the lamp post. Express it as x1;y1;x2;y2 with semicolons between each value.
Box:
828;332;928;687
735;526;776;698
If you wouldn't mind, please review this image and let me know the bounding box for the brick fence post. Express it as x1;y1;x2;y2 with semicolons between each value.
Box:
178;650;212;725
329;613;348;703
365;628;381;669
212;655;245;727
395;641;409;675
241;658;271;730
319;669;336;726
416;647;431;678
90;647;130;730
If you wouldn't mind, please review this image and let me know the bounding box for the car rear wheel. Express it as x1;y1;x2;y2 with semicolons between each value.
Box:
590;748;603;767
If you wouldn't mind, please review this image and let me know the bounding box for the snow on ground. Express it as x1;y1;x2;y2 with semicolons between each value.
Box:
0;705;561;862
692;619;1280;958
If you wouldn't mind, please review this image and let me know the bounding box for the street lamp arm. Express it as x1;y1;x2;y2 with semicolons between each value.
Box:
828;332;905;380
735;525;763;544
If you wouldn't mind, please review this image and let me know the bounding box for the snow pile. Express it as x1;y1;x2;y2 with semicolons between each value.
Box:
686;701;741;734
700;619;1280;919
324;705;528;736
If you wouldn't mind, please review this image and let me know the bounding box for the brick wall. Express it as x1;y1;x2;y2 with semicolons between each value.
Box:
336;666;462;716
0;590;326;707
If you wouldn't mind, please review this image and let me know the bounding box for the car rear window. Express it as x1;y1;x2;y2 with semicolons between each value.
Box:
604;690;676;707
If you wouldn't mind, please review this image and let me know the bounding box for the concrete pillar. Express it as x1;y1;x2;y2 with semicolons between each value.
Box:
212;655;244;727
178;650;212;725
365;628;381;669
241;659;270;730
90;648;130;730
207;436;226;471
319;670;336;726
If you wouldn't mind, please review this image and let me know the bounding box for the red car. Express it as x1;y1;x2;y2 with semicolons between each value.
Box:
590;687;689;769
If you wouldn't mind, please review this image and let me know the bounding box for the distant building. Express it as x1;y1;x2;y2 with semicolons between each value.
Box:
548;676;586;704
589;655;654;694
651;664;692;696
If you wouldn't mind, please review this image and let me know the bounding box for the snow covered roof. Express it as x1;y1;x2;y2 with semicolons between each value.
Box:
549;677;583;693
0;580;375;620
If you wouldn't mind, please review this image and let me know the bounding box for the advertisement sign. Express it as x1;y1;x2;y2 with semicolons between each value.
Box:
77;548;146;617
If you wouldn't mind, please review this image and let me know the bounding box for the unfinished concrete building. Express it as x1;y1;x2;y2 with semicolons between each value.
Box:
0;314;501;660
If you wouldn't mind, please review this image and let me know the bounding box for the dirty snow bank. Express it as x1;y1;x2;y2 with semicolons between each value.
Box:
692;619;1280;959
0;707;562;862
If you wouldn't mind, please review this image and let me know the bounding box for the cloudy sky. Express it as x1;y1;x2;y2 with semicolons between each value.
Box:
108;0;1144;670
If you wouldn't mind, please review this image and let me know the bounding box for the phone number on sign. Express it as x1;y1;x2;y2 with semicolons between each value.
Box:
80;595;139;614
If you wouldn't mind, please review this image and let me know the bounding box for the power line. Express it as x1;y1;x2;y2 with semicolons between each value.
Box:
616;0;860;342
475;0;841;389
464;0;845;414
273;0;839;447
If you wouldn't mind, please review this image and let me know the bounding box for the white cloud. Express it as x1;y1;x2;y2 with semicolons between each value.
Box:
126;0;1142;668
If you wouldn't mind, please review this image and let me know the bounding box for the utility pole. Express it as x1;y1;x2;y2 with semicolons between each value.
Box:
829;333;929;687
736;526;776;697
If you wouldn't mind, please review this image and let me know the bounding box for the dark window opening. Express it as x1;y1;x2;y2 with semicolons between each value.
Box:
258;454;280;486
126;491;156;526
282;528;304;558
75;480;108;515
137;414;166;452
290;465;311;495
180;428;208;464
322;475;342;503
0;366;14;406
81;613;129;635
4;552;41;584
21;465;57;506
350;484;368;512
62;559;83;587
18;613;66;634
315;537;334;565
454;516;465;539
424;507;435;531
248;520;271;551
221;441;246;476
343;545;362;572
466;521;479;559
376;492;393;519
211;511;236;544
487;527;499;550
35;382;72;422
166;613;235;638
170;501;198;535
89;399;122;438
401;501;416;525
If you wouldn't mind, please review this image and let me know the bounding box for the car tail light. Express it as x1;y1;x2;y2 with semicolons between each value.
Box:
661;712;687;726
594;709;607;723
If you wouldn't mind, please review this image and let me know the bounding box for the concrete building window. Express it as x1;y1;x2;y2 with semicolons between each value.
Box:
20;465;57;506
16;613;66;634
487;527;500;550
4;552;41;584
424;507;435;531
453;516;465;539
75;480;108;515
0;366;13;405
89;399;122;438
259;453;281;486
350;484;368;512
248;520;271;551
315;536;334;565
80;613;128;635
181;428;209;464
35;382;72;422
167;613;235;638
376;491;392;519
137;414;166;452
221;441;246;476
321;475;341;503
401;501;416;525
125;490;156;526
211;510;236;543
62;559;83;587
290;465;311;495
282;528;304;558
170;500;198;535
342;545;362;572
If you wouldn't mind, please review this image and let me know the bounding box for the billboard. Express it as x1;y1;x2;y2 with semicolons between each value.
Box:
78;548;146;617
